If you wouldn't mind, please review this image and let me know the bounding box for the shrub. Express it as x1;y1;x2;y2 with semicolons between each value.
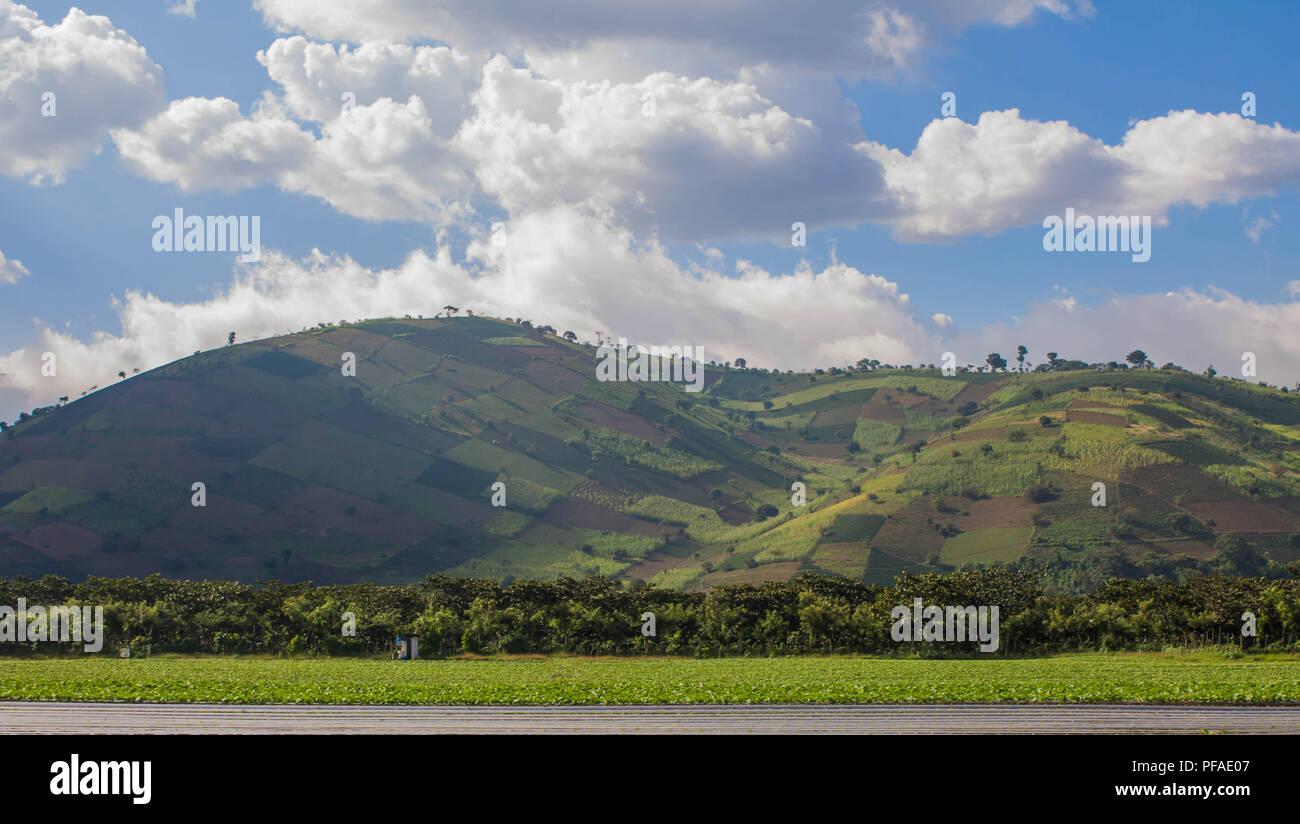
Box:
1025;484;1053;503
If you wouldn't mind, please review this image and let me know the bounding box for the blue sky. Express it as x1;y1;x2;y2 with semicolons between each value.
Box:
1;1;1299;420
760;1;1300;316
1;0;437;352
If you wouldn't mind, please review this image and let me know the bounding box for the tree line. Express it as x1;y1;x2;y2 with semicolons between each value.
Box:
1;569;1297;657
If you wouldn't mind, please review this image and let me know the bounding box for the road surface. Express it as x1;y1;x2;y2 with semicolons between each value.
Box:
2;702;1298;734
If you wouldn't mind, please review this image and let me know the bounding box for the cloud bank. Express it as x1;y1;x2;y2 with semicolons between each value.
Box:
4;205;1297;418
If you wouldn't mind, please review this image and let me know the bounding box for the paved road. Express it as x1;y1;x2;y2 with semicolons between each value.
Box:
2;702;1298;734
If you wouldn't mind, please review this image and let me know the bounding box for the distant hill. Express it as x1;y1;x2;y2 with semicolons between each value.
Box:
2;314;1298;589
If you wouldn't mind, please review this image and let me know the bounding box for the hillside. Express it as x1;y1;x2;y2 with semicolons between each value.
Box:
2;314;1299;589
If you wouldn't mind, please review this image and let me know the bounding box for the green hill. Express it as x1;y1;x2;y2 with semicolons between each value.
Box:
2;314;1298;589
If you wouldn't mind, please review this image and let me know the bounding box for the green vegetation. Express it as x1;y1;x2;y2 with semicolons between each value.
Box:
625;495;781;545
570;528;664;560
823;513;886;543
447;438;580;492
481;336;546;347
1;314;1297;589
484;510;532;537
587;430;723;479
502;477;564;513
902;408;953;432
1;653;1296;704
2;486;91;515
874;375;968;400
940;527;1033;565
853;418;902;448
5;569;1300;659
903;454;1039;497
744;506;836;562
648;566;704;589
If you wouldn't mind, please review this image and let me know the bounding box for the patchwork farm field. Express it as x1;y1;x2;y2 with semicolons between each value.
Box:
3;312;1299;588
2;653;1299;704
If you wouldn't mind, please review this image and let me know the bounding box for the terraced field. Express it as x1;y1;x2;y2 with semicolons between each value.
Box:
2;315;1298;587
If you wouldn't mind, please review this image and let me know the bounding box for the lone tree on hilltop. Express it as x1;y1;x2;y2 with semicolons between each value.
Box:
1126;349;1147;369
227;331;236;346
1016;345;1028;371
986;352;1007;372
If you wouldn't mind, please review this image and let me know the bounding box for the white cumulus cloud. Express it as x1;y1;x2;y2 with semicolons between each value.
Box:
166;0;198;19
113;93;471;222
0;248;29;283
457;57;884;243
0;2;165;184
256;36;476;133
861;109;1300;240
254;0;1089;80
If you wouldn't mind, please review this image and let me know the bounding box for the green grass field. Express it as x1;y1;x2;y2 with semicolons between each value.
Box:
940;526;1033;565
2;652;1298;704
